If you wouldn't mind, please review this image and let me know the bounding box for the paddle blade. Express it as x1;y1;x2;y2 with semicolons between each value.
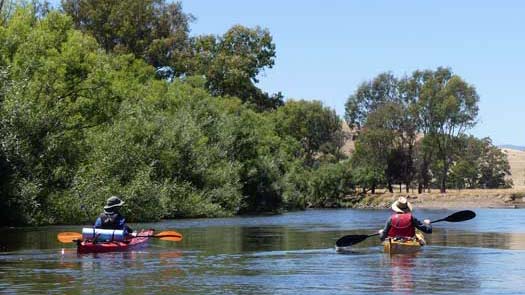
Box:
443;210;476;222
155;231;183;242
335;234;370;247
57;232;82;243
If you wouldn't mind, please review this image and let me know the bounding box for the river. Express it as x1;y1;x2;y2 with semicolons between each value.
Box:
1;208;525;294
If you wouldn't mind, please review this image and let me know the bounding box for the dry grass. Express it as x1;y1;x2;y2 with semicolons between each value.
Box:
503;148;525;189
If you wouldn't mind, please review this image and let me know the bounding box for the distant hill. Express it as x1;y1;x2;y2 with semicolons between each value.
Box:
499;145;525;151
501;148;525;188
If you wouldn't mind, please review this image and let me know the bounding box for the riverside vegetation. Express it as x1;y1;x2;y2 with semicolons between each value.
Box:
0;1;514;226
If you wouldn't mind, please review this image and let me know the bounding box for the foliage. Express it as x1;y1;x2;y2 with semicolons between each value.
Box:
273;99;344;166
188;26;281;110
0;6;340;226
345;68;488;194
307;161;353;207
61;1;281;111
449;136;512;189
61;0;194;69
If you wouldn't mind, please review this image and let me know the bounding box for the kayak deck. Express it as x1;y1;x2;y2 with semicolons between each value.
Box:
383;232;425;254
77;229;153;254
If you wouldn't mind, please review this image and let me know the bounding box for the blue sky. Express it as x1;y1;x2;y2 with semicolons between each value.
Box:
49;1;524;146
181;0;524;146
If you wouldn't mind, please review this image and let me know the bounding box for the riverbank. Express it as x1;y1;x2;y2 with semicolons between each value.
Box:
342;189;525;210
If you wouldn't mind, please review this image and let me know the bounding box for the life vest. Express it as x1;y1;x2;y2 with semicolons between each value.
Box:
387;213;415;238
99;212;122;230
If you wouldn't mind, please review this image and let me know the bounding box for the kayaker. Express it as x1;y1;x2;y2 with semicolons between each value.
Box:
94;196;134;236
379;196;432;241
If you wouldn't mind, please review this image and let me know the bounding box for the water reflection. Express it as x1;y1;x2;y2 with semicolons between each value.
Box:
1;209;525;294
385;253;418;293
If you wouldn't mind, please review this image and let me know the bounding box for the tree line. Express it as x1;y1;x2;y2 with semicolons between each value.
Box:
346;70;511;194
0;1;511;226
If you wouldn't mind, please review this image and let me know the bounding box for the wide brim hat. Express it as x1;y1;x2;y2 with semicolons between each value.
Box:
104;196;125;209
391;196;413;213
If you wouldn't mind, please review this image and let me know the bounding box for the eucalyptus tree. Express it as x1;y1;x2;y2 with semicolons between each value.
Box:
345;73;417;192
188;25;280;110
407;67;479;193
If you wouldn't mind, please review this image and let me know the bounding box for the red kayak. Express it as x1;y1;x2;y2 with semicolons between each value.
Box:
77;229;154;254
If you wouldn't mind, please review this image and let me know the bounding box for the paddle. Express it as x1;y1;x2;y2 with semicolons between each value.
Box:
335;210;476;248
57;230;183;243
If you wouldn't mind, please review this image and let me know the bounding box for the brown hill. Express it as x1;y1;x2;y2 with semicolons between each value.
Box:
502;148;525;188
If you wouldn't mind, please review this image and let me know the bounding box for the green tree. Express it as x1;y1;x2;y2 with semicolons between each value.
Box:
188;25;281;110
409;67;479;193
449;136;511;189
345;74;417;192
61;0;194;69
344;72;401;129
273;99;344;167
307;160;353;207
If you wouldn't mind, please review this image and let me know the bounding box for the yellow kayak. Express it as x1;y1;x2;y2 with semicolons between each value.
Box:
383;232;425;254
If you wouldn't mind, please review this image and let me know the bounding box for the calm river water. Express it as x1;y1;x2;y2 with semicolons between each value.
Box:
1;208;525;294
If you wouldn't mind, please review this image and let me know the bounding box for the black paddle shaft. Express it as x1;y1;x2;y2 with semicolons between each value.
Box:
430;210;476;224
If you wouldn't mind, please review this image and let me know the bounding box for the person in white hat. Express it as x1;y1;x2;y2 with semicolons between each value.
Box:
378;196;432;241
94;196;134;235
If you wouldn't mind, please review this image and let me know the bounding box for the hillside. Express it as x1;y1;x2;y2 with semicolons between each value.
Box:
503;148;525;188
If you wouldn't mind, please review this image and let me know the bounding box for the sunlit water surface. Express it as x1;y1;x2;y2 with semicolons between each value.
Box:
1;208;525;294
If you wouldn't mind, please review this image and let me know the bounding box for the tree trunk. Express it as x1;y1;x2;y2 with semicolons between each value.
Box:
440;177;446;193
388;182;393;193
440;155;449;193
418;183;423;194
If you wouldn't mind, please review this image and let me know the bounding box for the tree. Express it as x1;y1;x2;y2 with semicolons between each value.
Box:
345;72;401;129
345;74;417;192
273;100;343;167
449;136;511;189
61;0;194;69
478;139;512;188
62;1;282;110
409;67;479;193
188;25;281;110
307;160;353;207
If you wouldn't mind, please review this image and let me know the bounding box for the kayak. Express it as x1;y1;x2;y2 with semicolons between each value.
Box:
77;229;154;254
383;232;425;254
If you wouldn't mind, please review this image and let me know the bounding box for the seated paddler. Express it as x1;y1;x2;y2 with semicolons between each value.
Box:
94;196;134;236
379;196;432;241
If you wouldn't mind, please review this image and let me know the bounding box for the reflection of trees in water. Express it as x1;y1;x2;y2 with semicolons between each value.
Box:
187;225;340;254
380;250;481;294
427;229;525;250
0;228;64;251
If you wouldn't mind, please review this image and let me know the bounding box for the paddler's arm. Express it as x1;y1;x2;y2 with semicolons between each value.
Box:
117;216;133;235
412;217;432;233
93;217;102;228
379;218;392;241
